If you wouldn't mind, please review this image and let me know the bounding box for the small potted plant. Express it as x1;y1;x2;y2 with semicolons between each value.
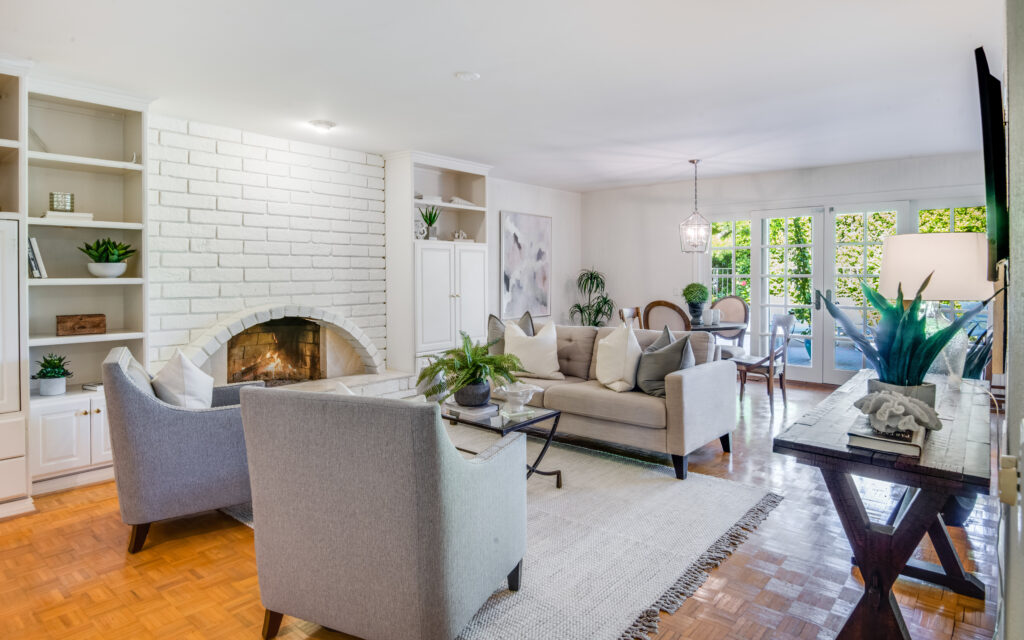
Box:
569;269;615;327
818;274;995;406
79;238;136;278
418;332;522;406
33;353;72;396
682;282;710;325
418;206;441;240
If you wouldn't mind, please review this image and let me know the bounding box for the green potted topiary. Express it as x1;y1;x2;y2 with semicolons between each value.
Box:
418;332;523;406
33;353;72;396
682;282;710;325
79;238;136;278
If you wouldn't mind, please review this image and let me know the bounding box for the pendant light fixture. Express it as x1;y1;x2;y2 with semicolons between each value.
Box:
679;159;711;253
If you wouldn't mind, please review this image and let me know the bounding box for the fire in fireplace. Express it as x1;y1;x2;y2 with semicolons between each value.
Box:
227;318;322;386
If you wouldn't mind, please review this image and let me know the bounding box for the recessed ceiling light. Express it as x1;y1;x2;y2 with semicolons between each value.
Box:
454;71;481;82
308;119;336;132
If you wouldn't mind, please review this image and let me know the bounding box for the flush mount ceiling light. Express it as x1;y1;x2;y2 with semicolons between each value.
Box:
679;159;712;253
454;71;481;82
308;119;336;133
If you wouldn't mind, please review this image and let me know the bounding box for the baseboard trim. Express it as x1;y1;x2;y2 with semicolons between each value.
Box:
0;496;36;521
32;466;114;496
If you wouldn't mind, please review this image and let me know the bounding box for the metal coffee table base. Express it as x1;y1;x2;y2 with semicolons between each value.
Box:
451;413;563;488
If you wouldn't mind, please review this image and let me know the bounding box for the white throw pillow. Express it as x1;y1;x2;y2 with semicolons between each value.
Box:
505;322;564;380
596;325;643;392
151;349;215;408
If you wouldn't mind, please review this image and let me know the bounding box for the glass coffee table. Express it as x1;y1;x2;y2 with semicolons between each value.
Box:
441;402;563;488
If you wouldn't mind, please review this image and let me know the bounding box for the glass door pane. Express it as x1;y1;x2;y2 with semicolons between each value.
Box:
754;207;823;383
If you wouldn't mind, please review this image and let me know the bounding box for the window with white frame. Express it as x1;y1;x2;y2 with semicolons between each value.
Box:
710;220;751;303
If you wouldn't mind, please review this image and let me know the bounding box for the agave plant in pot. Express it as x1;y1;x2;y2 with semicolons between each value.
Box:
418;332;522;406
80;238;136;278
33;353;72;396
682;282;709;325
818;274;995;407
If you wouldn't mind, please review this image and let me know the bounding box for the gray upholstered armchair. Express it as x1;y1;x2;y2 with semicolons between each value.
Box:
101;347;263;553
240;387;527;640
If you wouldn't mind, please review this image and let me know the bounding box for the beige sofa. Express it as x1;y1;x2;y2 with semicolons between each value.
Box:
512;326;737;479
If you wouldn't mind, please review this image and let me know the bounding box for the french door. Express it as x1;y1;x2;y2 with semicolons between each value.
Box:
750;203;905;384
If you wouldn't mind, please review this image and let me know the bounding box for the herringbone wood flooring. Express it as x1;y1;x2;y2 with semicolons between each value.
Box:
0;381;998;639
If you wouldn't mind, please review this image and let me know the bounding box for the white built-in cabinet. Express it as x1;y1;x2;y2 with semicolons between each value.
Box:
28;393;109;478
385;152;491;372
414;241;488;354
0;220;20;415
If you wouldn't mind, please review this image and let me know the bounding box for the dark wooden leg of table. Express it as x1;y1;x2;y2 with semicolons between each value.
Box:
526;414;563;488
821;470;948;640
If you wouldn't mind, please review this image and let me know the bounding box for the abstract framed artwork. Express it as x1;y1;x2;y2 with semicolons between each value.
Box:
500;210;551;318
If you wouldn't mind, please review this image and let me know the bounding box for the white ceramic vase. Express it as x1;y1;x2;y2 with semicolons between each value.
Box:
38;377;66;396
87;262;128;278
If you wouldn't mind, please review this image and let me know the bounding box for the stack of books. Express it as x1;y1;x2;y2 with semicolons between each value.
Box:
444;402;499;420
847;421;926;457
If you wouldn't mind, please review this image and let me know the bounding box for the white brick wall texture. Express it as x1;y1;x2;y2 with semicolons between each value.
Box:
147;115;386;371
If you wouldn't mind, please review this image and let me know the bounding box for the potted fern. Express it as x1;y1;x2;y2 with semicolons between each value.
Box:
569;269;614;327
682;282;709;325
418;206;441;240
418;332;522;406
79;238;136;278
818;274;994;406
33;353;72;396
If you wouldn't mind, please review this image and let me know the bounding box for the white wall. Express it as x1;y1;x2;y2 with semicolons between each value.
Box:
487;178;582;323
146;115;386;371
581;152;985;308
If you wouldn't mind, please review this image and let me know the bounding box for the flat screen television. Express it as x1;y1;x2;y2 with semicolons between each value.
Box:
974;47;1008;281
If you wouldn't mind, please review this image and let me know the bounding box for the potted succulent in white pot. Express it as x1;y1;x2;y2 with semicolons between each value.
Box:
418;206;441;240
79;238;136;278
33;353;72;396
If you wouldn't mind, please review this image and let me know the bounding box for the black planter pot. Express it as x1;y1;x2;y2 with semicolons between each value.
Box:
454;380;491;407
687;302;704;326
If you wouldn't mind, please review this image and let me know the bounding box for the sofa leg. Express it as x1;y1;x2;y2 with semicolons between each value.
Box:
720;433;732;453
262;610;283;639
671;454;688;480
127;523;151;554
507;560;523;591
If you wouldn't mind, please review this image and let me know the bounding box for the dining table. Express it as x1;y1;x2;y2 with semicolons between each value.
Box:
687;321;746;333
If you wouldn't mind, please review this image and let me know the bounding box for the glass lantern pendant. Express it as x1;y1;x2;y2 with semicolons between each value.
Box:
679;159;711;253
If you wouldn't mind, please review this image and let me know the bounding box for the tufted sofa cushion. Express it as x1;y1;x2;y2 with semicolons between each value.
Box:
555;326;598;379
588;327;715;380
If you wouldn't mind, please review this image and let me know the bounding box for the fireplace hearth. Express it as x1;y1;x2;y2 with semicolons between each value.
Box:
227;318;322;386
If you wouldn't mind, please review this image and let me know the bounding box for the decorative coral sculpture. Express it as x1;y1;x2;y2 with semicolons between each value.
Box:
853;390;942;435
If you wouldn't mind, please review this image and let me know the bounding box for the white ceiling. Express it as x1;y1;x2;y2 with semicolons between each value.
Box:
0;0;1005;192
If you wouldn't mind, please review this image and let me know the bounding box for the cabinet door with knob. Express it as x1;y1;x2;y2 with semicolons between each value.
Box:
29;397;92;478
89;398;112;465
415;241;457;353
455;244;488;344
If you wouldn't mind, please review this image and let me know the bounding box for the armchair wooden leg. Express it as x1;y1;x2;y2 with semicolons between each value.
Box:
779;372;788;406
720;433;731;453
738;370;747;399
671;454;688;480
127;523;151;554
507;560;523;591
766;376;775;414
262;610;283;639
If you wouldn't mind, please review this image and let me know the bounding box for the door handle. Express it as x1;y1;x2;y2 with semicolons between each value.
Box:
814;289;833;310
94;408;102;414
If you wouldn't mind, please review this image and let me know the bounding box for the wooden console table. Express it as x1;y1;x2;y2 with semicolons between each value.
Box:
773;370;991;640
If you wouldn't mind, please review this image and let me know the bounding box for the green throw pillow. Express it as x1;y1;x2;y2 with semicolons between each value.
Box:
487;311;534;354
636;326;695;397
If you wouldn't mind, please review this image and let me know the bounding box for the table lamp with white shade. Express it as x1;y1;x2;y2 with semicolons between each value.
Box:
879;232;993;383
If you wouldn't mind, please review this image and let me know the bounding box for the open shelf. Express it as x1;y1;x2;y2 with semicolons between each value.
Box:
28;151;143;175
28;217;143;231
0;138;17;150
412;199;486;213
29;278;143;287
29;329;146;347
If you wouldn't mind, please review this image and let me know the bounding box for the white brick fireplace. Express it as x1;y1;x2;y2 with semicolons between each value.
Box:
146;115;388;373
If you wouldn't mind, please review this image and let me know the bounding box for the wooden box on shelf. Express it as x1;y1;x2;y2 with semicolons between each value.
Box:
56;314;106;336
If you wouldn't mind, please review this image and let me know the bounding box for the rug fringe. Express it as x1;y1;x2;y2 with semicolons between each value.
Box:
619;492;784;640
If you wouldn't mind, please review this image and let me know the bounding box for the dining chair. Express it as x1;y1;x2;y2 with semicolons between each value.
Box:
618;306;643;328
732;313;795;413
710;296;750;360
642;300;692;331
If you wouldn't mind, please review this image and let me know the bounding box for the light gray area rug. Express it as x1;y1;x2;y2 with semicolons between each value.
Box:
223;425;781;640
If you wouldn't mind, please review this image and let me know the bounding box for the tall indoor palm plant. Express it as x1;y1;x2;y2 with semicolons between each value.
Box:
569;268;614;327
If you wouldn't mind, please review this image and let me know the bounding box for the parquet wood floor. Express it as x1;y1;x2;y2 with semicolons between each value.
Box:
0;380;998;639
